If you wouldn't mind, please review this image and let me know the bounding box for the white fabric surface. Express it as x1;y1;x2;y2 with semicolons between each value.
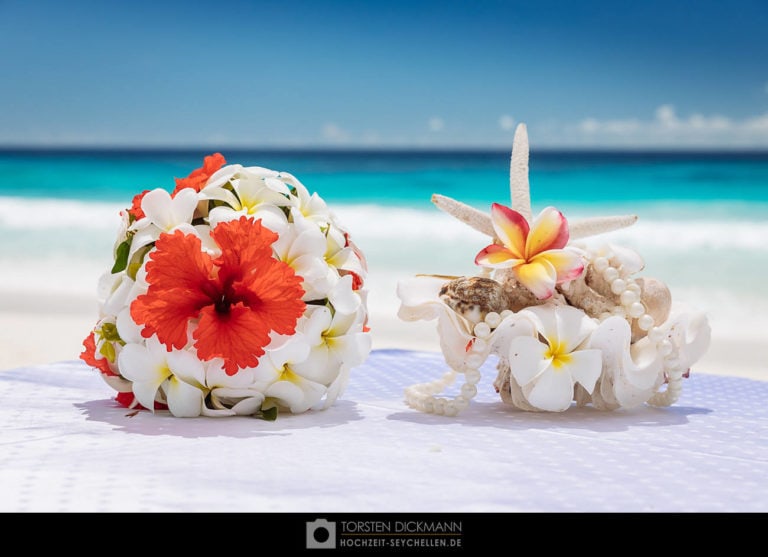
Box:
1;349;765;512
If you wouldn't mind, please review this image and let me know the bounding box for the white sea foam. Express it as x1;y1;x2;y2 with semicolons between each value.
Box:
2;196;766;251
2;196;766;312
0;196;123;231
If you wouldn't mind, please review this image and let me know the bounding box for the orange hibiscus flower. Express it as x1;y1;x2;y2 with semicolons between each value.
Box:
172;152;226;195
131;216;306;375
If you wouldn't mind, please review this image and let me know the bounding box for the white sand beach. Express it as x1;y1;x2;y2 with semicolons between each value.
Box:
1;271;766;382
1;202;766;382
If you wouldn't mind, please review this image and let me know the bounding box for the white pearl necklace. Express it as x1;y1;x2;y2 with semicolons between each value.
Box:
591;248;655;331
589;247;685;406
404;309;514;415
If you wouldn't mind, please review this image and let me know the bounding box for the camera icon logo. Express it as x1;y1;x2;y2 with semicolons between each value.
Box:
306;519;336;549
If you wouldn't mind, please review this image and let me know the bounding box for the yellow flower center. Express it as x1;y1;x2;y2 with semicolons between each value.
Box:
279;366;301;384
544;340;572;370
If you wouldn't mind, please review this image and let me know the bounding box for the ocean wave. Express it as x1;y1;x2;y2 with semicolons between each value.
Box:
2;196;766;253
0;196;123;231
332;204;768;252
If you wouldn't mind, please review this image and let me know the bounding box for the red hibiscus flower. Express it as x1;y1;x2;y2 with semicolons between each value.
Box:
172;152;226;195
130;216;306;375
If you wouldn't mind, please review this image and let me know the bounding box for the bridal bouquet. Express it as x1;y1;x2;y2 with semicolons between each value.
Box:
81;154;371;418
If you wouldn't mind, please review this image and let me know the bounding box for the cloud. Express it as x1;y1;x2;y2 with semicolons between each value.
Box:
428;117;445;132
499;114;516;131
322;122;349;142
570;105;768;147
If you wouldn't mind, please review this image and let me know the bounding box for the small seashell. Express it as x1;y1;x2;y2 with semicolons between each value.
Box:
439;276;510;324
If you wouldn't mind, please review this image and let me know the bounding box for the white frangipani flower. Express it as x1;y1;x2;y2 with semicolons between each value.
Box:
118;336;207;417
253;334;326;413
273;208;337;300
204;167;291;233
279;172;332;224
292;304;371;386
325;224;367;285
203;362;266;417
507;305;603;412
127;188;199;259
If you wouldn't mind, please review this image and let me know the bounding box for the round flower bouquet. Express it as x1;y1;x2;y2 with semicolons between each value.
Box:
81;154;371;418
397;125;710;416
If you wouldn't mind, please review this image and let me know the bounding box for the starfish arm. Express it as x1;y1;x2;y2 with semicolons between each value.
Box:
431;194;495;237
510;123;532;222
568;215;638;240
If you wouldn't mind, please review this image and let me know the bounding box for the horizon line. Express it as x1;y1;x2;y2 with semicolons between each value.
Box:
1;143;768;156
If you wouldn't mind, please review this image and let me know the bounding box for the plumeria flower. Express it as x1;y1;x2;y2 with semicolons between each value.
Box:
273;208;338;300
279;172;332;224
253;334;326;413
507;305;603;412
325;224;367;291
204;167;292;234
127;188;200;259
292;303;371;386
203;361;266;417
118;336;207;417
475;204;584;299
130;216;306;375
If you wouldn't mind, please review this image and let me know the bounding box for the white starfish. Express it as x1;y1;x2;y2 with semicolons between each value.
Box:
432;123;638;241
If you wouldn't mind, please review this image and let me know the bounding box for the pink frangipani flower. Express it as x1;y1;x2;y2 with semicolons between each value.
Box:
475;204;584;299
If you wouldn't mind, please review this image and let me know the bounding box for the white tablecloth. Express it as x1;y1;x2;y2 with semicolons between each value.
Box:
1;350;765;512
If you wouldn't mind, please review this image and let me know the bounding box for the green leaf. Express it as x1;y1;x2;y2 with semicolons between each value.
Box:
258;406;278;421
111;241;130;274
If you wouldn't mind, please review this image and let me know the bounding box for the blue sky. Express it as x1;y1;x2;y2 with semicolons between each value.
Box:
1;0;767;148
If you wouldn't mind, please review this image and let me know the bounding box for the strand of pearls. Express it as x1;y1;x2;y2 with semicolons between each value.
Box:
589;247;687;407
405;309;513;416
591;250;655;331
647;333;685;406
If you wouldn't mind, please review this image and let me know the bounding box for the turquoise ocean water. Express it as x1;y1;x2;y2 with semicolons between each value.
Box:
1;149;767;351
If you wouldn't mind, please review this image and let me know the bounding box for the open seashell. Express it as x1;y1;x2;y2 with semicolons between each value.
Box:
438;276;510;325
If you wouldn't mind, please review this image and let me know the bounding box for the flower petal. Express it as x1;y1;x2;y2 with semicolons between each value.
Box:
525;207;569;259
534;249;585;284
327;275;360;315
474;244;524;268
507;335;550;387
118;343;170;412
565;349;603;394
490;203;528;258
521;306;559;345
230;395;266;415
194;302;272;374
166;349;206;389
266;377;325;413
553;304;595;352
525;367;574;412
165;375;204;417
513;258;557;299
